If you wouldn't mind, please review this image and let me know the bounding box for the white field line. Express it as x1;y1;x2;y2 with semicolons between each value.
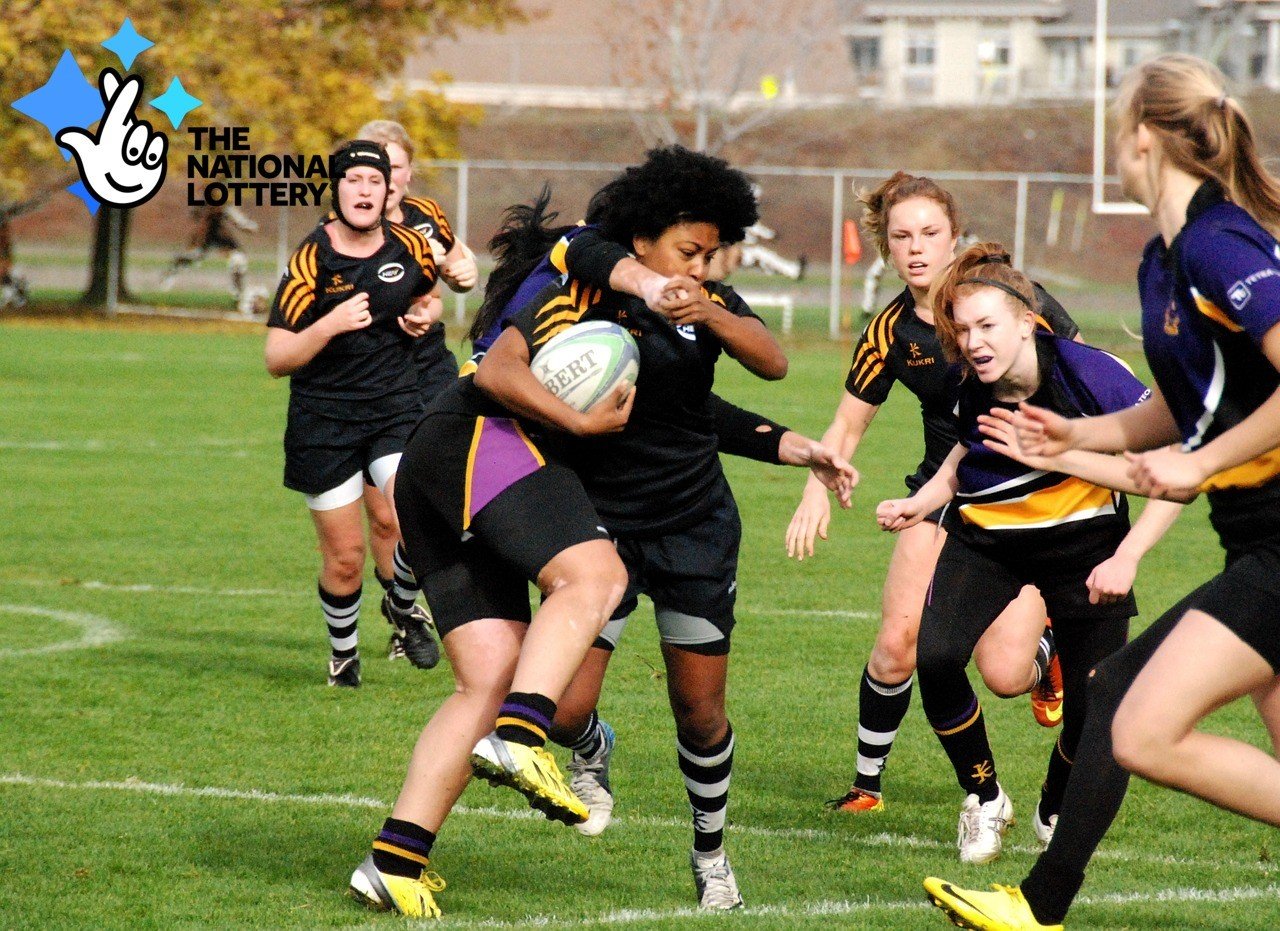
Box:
419;884;1280;929
0;605;124;658
0;578;877;620
0;437;272;454
0;772;1259;873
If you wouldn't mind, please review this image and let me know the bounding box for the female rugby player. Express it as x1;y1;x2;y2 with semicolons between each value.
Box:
478;147;824;910
879;242;1180;865
787;174;1079;814
927;53;1280;930
265;141;439;687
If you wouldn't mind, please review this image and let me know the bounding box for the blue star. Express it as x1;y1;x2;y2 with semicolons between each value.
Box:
11;50;102;162
67;180;101;217
102;18;154;70
150;76;201;130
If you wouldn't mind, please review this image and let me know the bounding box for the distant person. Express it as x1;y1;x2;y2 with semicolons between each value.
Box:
161;204;258;299
0;214;28;309
352;118;476;665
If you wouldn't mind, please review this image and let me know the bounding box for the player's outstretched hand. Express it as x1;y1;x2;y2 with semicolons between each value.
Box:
328;292;372;335
978;408;1058;470
574;384;636;436
1124;448;1203;502
56;68;167;208
876;497;925;533
786;484;831;561
399;293;442;337
1009;401;1078;457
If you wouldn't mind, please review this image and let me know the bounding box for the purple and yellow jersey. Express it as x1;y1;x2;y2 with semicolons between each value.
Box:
1141;182;1280;490
952;334;1149;545
848;286;1079;487
466;223;589;359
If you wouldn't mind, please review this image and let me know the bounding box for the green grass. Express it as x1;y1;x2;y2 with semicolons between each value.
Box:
1;321;1278;929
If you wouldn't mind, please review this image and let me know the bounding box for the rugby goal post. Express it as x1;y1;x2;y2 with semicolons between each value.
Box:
1092;0;1150;215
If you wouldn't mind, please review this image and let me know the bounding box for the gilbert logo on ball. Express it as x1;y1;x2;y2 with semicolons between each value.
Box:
531;321;640;413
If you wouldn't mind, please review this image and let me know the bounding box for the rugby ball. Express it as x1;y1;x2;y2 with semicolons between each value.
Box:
531;321;639;412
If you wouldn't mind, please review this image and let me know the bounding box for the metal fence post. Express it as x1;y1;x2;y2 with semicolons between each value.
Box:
455;161;470;326
828;171;844;341
1013;174;1029;270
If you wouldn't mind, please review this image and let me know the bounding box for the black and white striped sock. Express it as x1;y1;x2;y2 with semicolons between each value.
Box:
319;583;361;659
678;723;735;853
388;543;420;614
854;668;914;794
561;709;605;758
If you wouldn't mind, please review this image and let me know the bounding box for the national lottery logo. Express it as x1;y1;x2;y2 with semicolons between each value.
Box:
10;18;201;215
10;18;326;215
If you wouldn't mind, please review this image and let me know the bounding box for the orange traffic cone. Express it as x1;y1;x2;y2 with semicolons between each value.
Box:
842;219;862;265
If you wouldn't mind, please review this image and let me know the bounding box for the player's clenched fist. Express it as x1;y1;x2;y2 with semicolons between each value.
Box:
328;292;372;334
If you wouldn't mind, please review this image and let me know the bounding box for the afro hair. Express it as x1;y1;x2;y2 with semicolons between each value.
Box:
585;146;759;247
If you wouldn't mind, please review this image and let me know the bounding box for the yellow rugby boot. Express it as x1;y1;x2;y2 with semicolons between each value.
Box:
924;878;1063;931
470;732;588;825
349;853;445;918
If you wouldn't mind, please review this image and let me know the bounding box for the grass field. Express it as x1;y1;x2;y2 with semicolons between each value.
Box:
2;319;1278;929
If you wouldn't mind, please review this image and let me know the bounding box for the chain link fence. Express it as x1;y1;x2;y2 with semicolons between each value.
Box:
8;158;1151;340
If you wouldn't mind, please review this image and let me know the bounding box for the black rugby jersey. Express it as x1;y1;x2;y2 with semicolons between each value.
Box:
434;277;761;534
399;196;458;377
268;219;437;416
1139;180;1280;549
847;286;1078;485
400;196;456;253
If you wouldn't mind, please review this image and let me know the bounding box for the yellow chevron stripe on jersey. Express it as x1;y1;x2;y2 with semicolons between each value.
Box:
389;223;437;282
1190;287;1245;333
1200;447;1280;492
404;195;454;240
281;240;319;326
852;302;904;394
958;476;1117;530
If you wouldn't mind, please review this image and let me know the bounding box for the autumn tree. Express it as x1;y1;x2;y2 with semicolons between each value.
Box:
596;0;835;155
1;0;519;307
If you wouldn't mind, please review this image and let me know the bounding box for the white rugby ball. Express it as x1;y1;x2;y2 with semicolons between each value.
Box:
531;320;640;413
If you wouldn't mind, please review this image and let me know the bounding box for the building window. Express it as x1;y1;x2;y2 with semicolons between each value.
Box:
905;30;936;95
977;38;1011;67
907;32;936;67
978;33;1012;98
1049;43;1077;88
849;36;880;78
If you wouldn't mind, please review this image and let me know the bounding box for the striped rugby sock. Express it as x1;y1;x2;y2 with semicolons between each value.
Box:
854;667;913;794
319;583;360;659
560;709;605;758
495;692;556;748
678;723;735;853
371;817;436;879
388;543;421;615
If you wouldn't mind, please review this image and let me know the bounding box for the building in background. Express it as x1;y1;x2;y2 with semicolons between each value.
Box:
841;0;1280;107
